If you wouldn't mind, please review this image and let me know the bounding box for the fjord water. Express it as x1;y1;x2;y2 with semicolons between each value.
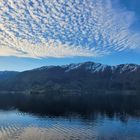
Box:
0;93;140;140
0;110;140;140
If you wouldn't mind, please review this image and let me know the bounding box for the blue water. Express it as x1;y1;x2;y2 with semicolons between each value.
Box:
0;110;140;140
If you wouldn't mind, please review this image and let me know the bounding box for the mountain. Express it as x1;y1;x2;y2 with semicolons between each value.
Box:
0;62;140;94
0;71;19;80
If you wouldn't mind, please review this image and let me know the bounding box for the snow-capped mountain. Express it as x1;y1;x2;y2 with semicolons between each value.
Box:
63;62;140;73
33;61;140;74
0;62;140;93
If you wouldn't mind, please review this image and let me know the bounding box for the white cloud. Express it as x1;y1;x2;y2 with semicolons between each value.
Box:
0;0;139;58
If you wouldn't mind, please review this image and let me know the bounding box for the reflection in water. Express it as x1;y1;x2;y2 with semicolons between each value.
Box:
0;111;96;140
0;111;140;140
0;93;140;139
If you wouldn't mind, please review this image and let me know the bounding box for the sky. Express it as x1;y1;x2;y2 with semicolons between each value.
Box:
0;0;140;71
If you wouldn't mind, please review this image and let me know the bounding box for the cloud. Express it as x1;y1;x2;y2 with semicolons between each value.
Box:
0;0;139;58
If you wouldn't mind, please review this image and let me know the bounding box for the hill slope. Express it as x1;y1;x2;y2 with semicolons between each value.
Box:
0;62;140;93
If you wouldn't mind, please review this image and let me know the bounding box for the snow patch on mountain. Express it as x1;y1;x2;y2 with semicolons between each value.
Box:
32;62;140;74
119;64;139;73
63;63;83;72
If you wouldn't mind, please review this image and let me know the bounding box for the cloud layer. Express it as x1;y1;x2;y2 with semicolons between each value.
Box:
0;0;140;58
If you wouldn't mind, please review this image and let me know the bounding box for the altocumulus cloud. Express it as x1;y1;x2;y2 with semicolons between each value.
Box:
0;0;140;58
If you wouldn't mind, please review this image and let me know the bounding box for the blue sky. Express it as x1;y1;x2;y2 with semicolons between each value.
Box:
0;0;140;71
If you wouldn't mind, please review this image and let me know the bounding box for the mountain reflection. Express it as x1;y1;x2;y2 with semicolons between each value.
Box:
0;92;140;118
0;92;140;140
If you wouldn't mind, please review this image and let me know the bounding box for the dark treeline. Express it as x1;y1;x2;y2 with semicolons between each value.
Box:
0;92;140;118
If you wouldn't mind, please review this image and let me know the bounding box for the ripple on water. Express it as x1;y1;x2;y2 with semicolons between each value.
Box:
0;111;140;140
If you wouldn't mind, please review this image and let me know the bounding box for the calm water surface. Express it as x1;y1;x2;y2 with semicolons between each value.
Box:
0;110;140;140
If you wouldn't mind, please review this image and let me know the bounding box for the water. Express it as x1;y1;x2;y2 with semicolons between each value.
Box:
0;110;140;140
0;93;140;140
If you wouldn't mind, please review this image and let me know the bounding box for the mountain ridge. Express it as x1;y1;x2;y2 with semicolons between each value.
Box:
0;61;140;94
31;61;140;73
